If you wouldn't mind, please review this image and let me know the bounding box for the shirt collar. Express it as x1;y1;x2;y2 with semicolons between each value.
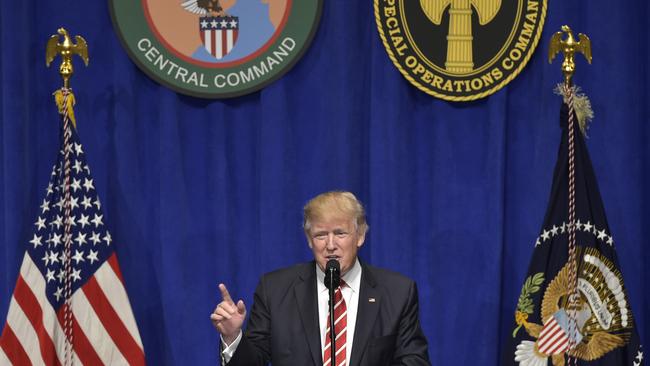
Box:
316;258;362;294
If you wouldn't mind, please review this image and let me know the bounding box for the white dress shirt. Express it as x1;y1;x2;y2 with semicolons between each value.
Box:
317;258;361;365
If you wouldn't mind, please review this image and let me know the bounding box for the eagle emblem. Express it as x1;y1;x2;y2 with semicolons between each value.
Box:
181;0;239;60
514;247;633;366
181;0;224;16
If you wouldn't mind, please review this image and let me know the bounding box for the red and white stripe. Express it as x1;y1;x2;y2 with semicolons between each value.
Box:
323;286;347;366
0;253;145;365
201;29;237;60
536;316;569;356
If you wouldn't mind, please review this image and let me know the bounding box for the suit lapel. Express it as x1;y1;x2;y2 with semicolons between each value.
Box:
295;262;322;366
350;264;380;366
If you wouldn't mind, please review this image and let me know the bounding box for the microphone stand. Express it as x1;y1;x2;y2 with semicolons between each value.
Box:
328;267;336;366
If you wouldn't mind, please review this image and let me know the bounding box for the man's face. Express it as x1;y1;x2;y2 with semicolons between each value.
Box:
307;215;365;276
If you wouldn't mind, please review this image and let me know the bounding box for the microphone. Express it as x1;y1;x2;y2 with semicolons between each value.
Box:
324;259;340;366
324;259;340;289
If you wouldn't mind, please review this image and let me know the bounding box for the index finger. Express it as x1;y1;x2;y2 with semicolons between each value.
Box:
219;283;234;303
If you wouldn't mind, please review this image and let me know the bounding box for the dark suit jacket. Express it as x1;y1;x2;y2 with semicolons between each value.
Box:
227;260;430;366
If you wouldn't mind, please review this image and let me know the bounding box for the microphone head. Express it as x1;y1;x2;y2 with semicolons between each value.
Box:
324;259;341;289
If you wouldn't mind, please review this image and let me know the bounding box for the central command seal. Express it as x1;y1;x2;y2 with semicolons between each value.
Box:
375;0;546;101
109;0;322;98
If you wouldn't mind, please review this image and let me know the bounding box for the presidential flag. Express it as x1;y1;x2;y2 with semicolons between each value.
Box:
0;95;146;365
504;90;644;366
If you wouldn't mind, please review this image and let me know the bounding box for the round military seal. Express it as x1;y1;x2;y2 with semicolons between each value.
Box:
375;0;547;101
109;0;322;98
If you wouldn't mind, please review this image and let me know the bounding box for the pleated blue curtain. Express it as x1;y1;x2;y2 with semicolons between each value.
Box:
1;1;648;364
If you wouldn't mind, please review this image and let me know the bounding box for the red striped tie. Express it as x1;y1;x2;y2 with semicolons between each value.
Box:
323;282;347;366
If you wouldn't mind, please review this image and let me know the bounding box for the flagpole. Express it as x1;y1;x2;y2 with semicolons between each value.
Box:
548;25;592;366
45;27;89;366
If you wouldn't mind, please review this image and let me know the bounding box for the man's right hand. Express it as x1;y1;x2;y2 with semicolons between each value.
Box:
210;283;247;345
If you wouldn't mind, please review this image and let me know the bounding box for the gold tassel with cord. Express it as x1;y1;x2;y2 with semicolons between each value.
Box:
554;84;594;136
53;89;77;129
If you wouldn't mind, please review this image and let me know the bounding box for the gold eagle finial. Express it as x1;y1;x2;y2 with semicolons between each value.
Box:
548;25;592;86
46;27;89;89
46;28;89;128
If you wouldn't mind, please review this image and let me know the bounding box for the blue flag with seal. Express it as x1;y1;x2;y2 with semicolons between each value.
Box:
503;88;644;366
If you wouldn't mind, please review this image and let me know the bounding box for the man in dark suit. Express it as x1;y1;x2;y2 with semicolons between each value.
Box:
211;191;430;365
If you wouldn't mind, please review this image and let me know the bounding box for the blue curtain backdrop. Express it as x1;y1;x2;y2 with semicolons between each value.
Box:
1;1;648;365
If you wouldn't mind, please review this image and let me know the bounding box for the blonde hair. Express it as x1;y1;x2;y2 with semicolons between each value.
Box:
303;191;368;234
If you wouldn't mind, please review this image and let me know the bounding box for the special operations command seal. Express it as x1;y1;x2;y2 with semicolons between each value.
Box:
375;0;546;101
109;0;322;98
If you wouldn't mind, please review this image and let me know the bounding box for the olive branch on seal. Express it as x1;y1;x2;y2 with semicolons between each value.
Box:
513;272;544;337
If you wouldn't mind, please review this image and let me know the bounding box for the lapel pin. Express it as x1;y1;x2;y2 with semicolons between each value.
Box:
368;298;376;303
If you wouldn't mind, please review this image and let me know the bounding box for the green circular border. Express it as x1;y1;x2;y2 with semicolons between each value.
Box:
374;0;547;102
109;0;323;99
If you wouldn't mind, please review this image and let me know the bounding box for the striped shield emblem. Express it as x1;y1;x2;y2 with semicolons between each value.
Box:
199;16;239;60
537;309;584;356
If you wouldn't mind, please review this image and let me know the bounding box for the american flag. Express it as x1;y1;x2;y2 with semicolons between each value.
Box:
0;111;145;365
